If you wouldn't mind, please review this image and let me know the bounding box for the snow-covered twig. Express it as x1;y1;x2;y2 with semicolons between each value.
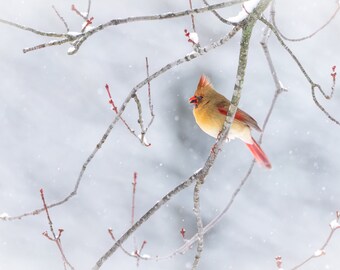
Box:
202;0;236;25
290;211;340;270
228;0;261;23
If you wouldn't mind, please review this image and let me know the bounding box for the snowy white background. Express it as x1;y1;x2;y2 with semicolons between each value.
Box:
0;0;340;269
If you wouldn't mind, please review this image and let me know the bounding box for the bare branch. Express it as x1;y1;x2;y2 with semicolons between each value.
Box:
271;0;340;42
131;172;137;227
311;84;339;125
133;94;150;146
259;16;339;126
52;5;69;32
144;57;155;134
202;0;236;25
0;18;68;38
71;4;88;21
23;38;71;53
259;6;287;142
189;0;197;32
40;189;74;270
105;84;150;146
86;0;92;20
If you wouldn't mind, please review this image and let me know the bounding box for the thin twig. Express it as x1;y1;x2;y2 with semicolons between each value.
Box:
259;16;339;126
131;172;138;252
108;228;136;257
131;172;137;227
290;212;340;270
0;18;68;38
271;0;340;42
133;94;150;146
105;84;150;146
86;0;92;20
189;0;197;32
40;189;74;270
52;5;69;32
311;84;339;125
202;0;236;25
135;240;147;266
71;4;88;20
259;7;287;143
145;57;155;133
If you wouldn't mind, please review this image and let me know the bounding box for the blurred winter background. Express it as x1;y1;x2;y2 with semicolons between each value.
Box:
0;0;339;269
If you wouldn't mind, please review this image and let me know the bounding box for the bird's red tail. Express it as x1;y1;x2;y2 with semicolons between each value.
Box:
245;138;272;169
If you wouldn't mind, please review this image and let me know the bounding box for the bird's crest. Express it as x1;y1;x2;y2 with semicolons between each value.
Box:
197;75;211;89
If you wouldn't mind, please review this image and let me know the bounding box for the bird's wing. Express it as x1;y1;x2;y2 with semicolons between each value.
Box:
217;105;262;132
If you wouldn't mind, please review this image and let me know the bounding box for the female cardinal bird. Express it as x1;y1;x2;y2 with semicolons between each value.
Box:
189;75;271;169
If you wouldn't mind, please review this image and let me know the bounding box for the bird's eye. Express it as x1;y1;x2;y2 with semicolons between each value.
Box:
197;96;203;101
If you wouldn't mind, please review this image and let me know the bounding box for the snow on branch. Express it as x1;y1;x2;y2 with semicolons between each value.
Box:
0;0;246;55
289;211;340;270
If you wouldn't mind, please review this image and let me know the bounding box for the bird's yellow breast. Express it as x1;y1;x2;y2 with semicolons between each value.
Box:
193;105;252;143
193;105;223;138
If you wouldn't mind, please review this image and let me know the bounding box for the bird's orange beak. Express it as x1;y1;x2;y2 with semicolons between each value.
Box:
189;96;198;104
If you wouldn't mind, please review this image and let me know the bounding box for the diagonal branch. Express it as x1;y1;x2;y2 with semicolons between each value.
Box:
259;16;339;126
52;5;70;32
